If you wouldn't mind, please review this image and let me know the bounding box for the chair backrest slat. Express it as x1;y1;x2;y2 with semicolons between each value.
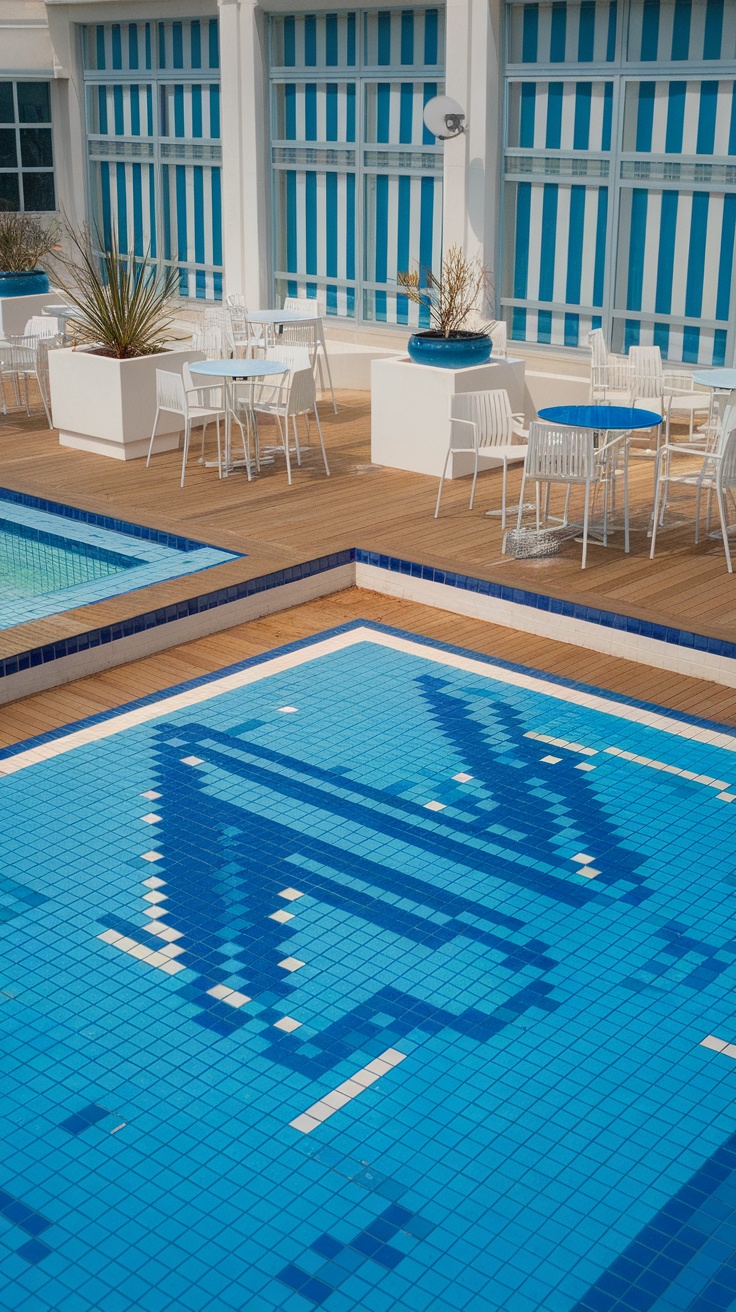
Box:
284;294;325;318
156;369;187;415
449;389;518;451
286;367;317;416
718;425;736;492
525;421;596;482
588;328;608;367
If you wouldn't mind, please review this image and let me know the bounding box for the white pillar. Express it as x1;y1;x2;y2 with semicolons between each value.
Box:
46;7;88;229
219;0;270;308
442;0;503;307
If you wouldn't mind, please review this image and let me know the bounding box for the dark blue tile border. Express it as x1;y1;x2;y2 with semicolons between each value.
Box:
1;546;734;693
0;485;233;555
2;613;735;769
353;549;736;663
0;551;354;683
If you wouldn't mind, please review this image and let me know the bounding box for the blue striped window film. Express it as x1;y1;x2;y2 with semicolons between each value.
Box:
270;9;444;324
82;20;222;302
504;0;736;364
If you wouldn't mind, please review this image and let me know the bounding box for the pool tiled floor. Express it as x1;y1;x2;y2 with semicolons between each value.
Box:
2;623;736;1312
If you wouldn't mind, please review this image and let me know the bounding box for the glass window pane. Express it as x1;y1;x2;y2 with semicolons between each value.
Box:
20;128;53;168
21;172;56;211
0;130;17;168
17;82;51;123
0;173;20;210
0;84;15;124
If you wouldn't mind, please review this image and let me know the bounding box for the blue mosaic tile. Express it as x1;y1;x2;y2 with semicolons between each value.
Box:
3;623;736;1308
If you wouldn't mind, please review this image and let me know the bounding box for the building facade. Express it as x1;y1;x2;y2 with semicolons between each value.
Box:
1;0;735;364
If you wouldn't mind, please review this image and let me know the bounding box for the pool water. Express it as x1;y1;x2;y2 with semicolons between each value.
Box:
2;623;736;1312
0;518;141;601
0;489;240;630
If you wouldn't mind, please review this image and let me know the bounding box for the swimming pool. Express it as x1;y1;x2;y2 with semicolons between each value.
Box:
1;622;736;1312
0;488;240;629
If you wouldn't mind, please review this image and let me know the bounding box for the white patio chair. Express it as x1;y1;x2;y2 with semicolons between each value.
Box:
147;367;241;487
4;335;55;427
225;294;251;356
199;308;235;358
650;402;736;559
515;421;628;569
190;326;226;360
487;320;508;358
282;294;336;412
436;389;527;528
23;316;61;339
588;328;631;403
251;361;329;484
629;345;710;451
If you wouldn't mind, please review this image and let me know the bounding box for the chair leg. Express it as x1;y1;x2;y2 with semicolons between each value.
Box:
435;451;451;518
37;371;53;429
623;443;630;554
319;341;337;414
314;405;330;476
581;482;591;569
516;470;527;530
180;419;191;488
535;482;541;530
501;459;508;530
146;407;161;467
650;453;663;559
563;485;571;525
293;415;302;466
469;450;479;510
717;484;733;573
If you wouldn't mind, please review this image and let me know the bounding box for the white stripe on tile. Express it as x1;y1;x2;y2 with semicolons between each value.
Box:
289;1048;407;1134
98;928;186;974
525;731;598;756
701;1034;736;1058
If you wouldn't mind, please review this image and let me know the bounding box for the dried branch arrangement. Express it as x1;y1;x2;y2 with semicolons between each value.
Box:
0;211;60;273
54;223;179;359
397;244;492;338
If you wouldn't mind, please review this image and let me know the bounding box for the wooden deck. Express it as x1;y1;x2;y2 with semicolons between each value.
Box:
1;385;736;743
4;588;736;752
1;388;734;663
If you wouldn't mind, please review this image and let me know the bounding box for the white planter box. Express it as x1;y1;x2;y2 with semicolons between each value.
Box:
371;355;526;478
0;290;58;338
49;346;204;460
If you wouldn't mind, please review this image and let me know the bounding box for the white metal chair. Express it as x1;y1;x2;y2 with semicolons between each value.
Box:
251;361;330;484
650;402;736;561
515;421;628;569
3;335;55;427
23;316;61;339
282;295;336;412
436;390;527;528
588;328;631;403
147;368;240;487
225;294;252;355
190;326;226;360
629;345;710;448
487;320;508;358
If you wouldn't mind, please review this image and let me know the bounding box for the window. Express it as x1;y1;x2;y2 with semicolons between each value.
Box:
269;9;445;323
81;19;222;300
503;0;736;365
0;81;55;212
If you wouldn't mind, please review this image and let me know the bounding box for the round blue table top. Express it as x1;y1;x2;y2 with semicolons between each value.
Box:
190;358;286;378
691;368;736;390
538;404;662;430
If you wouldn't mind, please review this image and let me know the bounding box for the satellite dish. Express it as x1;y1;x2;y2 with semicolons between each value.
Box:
423;95;466;140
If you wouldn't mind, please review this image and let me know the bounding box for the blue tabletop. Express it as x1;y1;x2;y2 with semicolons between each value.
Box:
692;368;736;390
190;359;286;378
538;404;662;430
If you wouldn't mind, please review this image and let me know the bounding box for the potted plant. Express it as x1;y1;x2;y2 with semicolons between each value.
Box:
0;210;59;298
398;244;494;369
48;226;203;460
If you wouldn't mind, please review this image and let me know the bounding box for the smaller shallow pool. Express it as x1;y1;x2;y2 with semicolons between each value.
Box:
0;488;241;630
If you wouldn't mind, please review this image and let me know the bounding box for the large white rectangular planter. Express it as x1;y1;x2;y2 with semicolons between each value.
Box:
371;355;526;478
0;290;59;338
49;346;204;460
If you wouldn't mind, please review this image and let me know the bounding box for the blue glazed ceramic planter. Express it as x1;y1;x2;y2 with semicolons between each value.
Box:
0;269;50;298
407;331;493;369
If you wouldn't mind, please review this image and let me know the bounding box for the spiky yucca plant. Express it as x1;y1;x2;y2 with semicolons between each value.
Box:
0;211;60;273
55;225;178;359
397;244;492;338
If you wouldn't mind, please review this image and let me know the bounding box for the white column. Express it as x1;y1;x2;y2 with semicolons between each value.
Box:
46;7;88;229
442;0;503;305
219;0;270;308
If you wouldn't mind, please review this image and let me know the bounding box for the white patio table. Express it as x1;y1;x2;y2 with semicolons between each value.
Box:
190;357;286;476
